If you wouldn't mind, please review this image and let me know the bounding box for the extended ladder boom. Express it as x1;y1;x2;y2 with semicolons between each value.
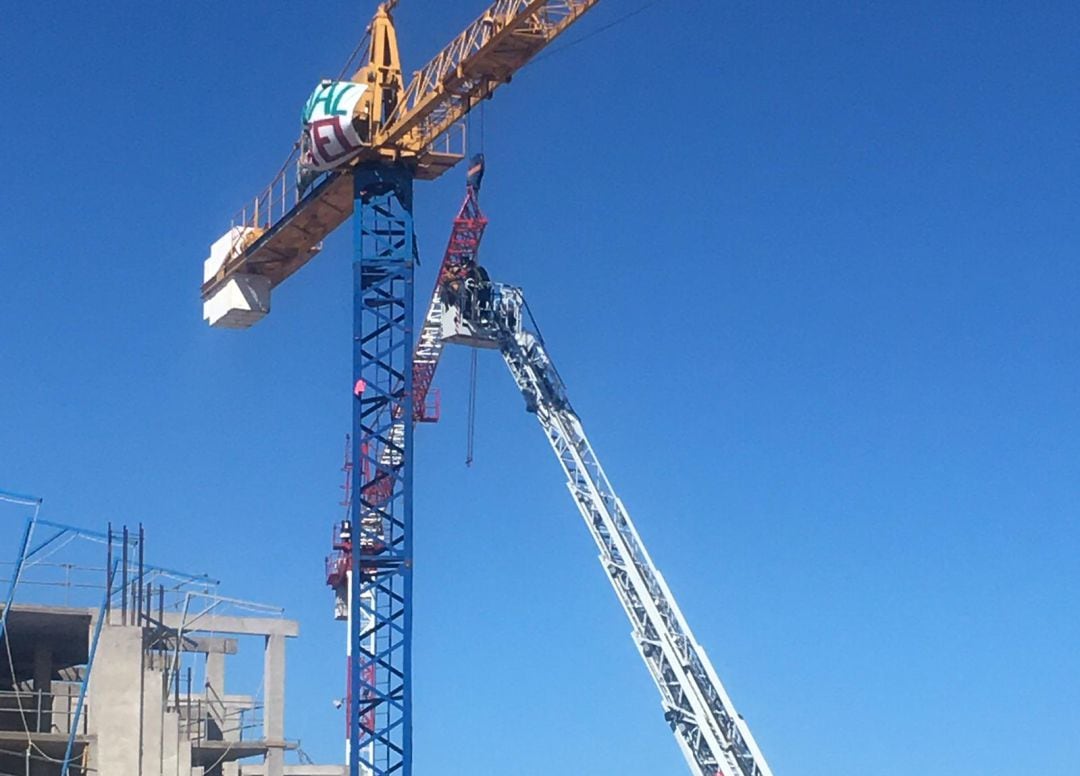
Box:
440;285;774;776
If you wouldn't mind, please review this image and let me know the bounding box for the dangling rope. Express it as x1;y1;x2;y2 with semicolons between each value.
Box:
465;349;478;467
479;98;485;154
463;99;484;468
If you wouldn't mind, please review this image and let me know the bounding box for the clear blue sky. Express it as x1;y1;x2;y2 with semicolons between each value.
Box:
2;1;1079;773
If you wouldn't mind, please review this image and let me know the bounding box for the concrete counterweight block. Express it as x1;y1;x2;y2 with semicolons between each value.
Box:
203;274;272;329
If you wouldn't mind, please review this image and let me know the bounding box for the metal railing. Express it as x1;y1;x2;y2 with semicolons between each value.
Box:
0;558;218;617
221;122;467;265
173;693;263;745
229;143;305;237
0;688;88;736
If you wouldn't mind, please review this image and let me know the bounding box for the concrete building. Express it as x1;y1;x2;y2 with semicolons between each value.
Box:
0;602;341;776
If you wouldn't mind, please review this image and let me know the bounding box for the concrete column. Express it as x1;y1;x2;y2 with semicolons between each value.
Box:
32;642;52;733
206;652;225;698
142;663;167;776
206;651;226;737
263;635;286;776
159;706;192;776
87;625;143;776
49;682;78;736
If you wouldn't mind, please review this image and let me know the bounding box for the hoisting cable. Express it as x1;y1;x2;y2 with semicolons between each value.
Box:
532;0;662;65
465;105;482;468
335;23;372;80
466;349;478;467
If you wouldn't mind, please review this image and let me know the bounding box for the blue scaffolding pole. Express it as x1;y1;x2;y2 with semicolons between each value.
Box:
350;164;415;776
0;517;34;649
62;560;117;776
0;490;41;648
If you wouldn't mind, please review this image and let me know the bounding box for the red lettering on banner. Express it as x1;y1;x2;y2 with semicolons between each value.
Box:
309;117;361;168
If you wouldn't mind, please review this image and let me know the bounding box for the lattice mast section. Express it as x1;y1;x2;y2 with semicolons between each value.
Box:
351;166;416;776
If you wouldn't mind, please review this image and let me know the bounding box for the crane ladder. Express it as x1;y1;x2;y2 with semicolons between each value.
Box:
440;285;775;776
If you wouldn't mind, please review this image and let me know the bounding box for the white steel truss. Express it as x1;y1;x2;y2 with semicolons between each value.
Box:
440;284;774;776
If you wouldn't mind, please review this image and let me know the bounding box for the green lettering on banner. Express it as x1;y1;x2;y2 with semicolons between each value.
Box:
328;83;355;116
304;82;356;122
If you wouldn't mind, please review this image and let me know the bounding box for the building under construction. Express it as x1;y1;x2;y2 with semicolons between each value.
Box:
0;512;340;776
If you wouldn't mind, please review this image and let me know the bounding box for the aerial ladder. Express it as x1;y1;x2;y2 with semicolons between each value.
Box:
442;283;775;776
418;173;776;776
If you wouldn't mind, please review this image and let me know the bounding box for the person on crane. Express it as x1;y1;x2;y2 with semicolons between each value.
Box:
337;520;352;548
466;153;485;190
441;263;492;323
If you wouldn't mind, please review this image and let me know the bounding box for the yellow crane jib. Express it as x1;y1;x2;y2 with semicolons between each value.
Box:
202;0;598;329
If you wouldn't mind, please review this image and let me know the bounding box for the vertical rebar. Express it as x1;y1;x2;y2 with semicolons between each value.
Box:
186;667;192;740
137;523;145;623
63;561;115;775
105;523;112;624
121;527;129;626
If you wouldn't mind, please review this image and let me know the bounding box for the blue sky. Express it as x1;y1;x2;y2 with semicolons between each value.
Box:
2;1;1079;773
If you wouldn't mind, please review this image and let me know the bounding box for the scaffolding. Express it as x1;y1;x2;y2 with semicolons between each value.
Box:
0;492;331;776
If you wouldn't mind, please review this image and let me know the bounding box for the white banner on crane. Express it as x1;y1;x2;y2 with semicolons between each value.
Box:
300;81;369;172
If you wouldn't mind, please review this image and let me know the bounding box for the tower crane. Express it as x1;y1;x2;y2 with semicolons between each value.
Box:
200;4;598;776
